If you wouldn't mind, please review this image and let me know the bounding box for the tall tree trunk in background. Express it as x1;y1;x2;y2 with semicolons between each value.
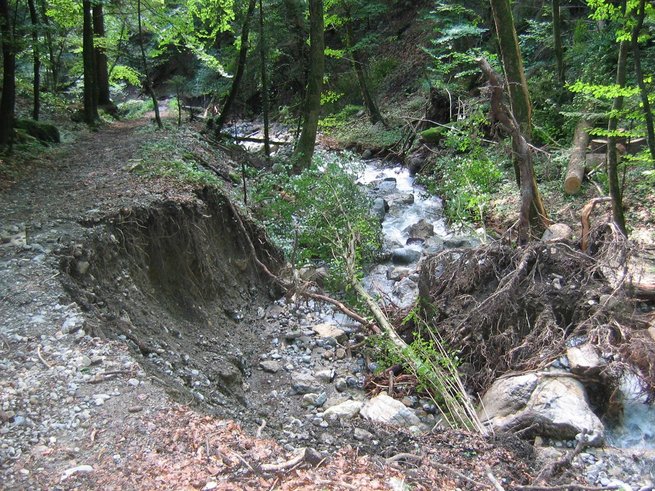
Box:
0;0;16;145
39;0;58;92
490;0;532;139
258;0;270;157
137;0;162;128
292;0;324;172
93;2;111;106
28;0;41;120
214;0;257;136
82;0;99;124
552;0;565;88
631;0;655;163
345;22;383;126
607;40;628;235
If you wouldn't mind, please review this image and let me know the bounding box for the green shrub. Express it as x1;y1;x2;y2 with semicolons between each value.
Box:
252;151;382;288
118;99;152;120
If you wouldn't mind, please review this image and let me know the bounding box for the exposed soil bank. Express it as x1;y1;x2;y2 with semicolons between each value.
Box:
59;188;283;410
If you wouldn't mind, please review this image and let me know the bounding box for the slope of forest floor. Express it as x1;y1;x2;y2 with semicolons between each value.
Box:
0;116;540;490
2;115;654;490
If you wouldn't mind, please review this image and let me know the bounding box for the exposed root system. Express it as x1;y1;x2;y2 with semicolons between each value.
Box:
417;230;655;406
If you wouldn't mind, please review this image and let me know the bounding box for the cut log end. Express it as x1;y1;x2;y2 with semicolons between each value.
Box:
564;175;582;195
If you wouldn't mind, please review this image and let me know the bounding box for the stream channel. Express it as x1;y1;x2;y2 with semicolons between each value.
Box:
234;123;654;454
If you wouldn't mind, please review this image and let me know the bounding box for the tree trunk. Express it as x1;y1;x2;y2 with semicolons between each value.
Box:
214;0;257;136
258;0;270;157
345;22;383;126
137;0;162;129
292;0;324;172
82;0;98;125
0;0;15;146
490;0;532;140
607;40;628;235
564;119;592;195
38;0;58;92
478;58;549;243
552;0;565;87
631;0;655;163
93;2;111;106
27;0;41;120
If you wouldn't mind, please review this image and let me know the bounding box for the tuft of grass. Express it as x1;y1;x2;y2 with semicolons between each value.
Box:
130;132;222;187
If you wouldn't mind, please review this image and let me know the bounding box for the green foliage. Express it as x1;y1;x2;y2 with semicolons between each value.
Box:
110;65;142;87
319;104;362;129
417;112;504;224
424;1;489;90
251;152;381;288
132;135;221;186
117;99;152;120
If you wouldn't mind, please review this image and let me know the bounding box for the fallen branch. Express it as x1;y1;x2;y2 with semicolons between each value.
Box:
580;197;611;252
228;135;288;145
225;198;380;333
515;485;620;491
486;467;506;491
432;461;490;489
533;431;589;484
260;448;307;473
37;345;51;369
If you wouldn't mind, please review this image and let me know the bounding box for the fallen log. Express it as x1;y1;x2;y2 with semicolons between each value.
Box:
564;119;593;195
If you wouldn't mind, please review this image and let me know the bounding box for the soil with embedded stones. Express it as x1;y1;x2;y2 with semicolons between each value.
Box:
0;118;647;490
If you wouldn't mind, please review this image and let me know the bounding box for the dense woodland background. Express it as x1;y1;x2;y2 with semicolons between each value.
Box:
0;0;654;241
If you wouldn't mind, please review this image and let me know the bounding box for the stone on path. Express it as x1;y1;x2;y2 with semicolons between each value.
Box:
312;323;347;343
291;373;322;395
323;400;363;420
566;344;605;375
360;393;421;428
260;360;281;373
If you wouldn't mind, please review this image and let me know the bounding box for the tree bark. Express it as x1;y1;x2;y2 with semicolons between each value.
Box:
27;0;41;120
258;0;270;157
0;0;15;145
82;0;99;125
292;0;324;172
631;0;655;163
552;0;565;87
214;0;257;136
478;58;549;244
564;119;592;195
137;0;162;129
607;40;628;235
345;22;383;126
38;0;58;92
490;0;532;140
93;2;111;106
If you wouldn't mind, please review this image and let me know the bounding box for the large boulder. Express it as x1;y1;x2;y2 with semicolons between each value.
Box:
360;393;421;428
404;219;435;241
371;198;389;221
479;373;604;444
391;247;421;265
15;119;60;144
323;400;363;420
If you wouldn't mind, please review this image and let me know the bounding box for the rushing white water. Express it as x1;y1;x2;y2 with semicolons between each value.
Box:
358;160;448;250
606;373;655;449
